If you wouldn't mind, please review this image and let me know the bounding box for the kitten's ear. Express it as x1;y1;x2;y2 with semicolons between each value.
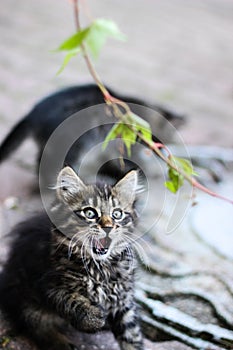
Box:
56;166;86;201
113;170;138;207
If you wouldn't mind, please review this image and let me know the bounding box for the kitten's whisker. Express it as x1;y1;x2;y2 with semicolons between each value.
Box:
113;237;135;272
52;236;68;254
122;233;149;267
81;235;91;274
68;230;88;259
131;240;149;266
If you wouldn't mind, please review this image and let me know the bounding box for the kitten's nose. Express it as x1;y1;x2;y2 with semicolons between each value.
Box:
102;227;112;235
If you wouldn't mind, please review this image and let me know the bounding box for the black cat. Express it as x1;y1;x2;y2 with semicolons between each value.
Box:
0;84;184;186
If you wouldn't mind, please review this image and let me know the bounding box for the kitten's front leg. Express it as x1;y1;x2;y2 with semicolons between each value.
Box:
110;305;144;350
47;289;106;332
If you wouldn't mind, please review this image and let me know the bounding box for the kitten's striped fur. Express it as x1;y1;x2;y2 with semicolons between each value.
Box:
0;167;144;350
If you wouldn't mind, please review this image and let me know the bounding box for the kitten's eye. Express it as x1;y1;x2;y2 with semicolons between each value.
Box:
112;209;123;220
83;207;98;220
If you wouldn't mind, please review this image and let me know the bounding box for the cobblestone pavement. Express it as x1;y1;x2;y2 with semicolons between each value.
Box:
0;1;232;349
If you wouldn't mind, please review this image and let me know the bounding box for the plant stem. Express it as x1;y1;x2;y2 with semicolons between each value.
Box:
73;0;111;101
142;136;233;205
72;0;233;205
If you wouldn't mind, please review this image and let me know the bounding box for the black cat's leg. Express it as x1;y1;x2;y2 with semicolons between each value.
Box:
110;305;144;350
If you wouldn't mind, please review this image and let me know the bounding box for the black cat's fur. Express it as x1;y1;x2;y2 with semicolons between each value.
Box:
0;84;184;185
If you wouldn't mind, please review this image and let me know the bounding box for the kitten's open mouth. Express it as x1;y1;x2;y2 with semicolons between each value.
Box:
93;237;112;255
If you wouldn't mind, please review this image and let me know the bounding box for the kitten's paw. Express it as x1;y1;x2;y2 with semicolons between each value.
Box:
119;342;144;350
79;305;106;332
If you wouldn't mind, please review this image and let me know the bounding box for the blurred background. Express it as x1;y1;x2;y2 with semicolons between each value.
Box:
1;0;232;228
0;0;233;146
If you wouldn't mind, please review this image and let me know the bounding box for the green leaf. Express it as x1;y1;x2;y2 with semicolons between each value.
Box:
86;18;126;58
172;156;198;176
164;167;184;194
103;123;137;157
164;180;178;193
56;48;81;75
121;124;137;156
94;19;126;39
57;27;90;51
55;19;125;61
124;112;153;144
103;112;152;157
102;123;122;150
126;112;150;130
164;156;198;194
131;113;152;142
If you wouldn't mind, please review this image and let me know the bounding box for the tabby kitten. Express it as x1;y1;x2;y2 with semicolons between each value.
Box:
0;166;144;350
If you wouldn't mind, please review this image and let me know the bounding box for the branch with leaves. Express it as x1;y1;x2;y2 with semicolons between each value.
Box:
55;0;233;205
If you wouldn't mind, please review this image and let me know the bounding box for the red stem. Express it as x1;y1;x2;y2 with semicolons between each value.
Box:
72;0;233;206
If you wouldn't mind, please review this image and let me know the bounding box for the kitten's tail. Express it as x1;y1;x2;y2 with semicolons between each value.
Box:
0;115;31;163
